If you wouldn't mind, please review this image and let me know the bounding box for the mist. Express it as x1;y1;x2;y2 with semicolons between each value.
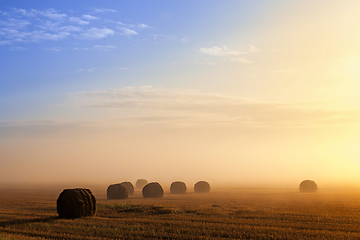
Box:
1;117;359;189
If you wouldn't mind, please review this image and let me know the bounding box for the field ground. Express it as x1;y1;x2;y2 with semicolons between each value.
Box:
1;184;360;239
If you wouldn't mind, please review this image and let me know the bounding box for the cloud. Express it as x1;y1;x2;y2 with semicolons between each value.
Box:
91;8;117;13
200;45;261;56
43;47;61;52
67;86;360;129
180;37;190;42
120;27;138;36
0;120;92;139
13;8;35;17
37;20;62;31
77;28;114;39
78;68;95;72
0;40;12;45
0;18;31;28
117;22;150;29
93;45;116;51
249;45;260;52
137;23;150;29
73;47;89;51
230;58;253;63
59;26;82;32
200;45;260;64
0;10;70;43
151;34;189;43
200;46;243;56
82;14;100;20
68;17;89;25
36;8;68;21
9;46;27;51
32;31;70;41
13;8;67;20
0;7;151;46
196;61;216;65
67;86;252;113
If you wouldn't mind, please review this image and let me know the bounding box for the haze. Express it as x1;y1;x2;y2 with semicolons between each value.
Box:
1;0;360;188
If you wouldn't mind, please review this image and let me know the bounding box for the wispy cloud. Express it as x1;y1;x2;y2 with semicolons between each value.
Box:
120;27;138;36
68;17;89;25
180;37;190;42
37;8;68;20
93;45;116;51
230;58;253;63
249;45;260;53
0;120;93;138
0;18;31;28
117;21;150;29
200;45;260;64
0;41;12;45
82;14;100;20
58;26;82;32
0;7;150;47
1;87;359;139
73;47;89;51
152;34;190;43
43;47;61;52
200;46;243;56
32;31;70;41
78;68;95;72
67;86;360;129
91;8;117;13
77;28;114;39
9;46;27;51
137;23;150;29
14;8;68;20
200;45;260;56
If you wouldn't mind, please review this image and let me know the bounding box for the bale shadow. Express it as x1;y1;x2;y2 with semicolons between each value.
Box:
0;216;58;228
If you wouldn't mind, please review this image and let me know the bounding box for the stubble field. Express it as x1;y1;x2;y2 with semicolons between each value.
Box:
1;184;360;239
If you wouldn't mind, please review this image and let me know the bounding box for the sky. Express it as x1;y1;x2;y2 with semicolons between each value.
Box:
1;0;360;188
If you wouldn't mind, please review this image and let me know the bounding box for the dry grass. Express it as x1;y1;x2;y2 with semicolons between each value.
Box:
1;185;360;239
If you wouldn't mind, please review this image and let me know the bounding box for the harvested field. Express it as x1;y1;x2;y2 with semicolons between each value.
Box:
1;185;360;239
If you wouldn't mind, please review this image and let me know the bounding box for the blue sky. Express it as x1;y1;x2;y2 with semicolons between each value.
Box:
1;1;360;186
1;0;262;120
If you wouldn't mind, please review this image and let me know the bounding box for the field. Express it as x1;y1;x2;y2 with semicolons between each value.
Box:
1;185;360;239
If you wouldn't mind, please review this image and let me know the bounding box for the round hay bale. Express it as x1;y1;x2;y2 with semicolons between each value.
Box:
142;182;164;198
136;179;148;189
299;180;318;193
57;188;96;219
107;183;128;199
170;181;187;194
194;181;210;193
121;182;134;195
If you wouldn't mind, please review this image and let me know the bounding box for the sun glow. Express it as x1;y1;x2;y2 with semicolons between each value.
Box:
337;52;360;80
321;52;360;110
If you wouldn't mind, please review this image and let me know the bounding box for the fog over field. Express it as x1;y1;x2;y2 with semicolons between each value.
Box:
1;1;360;189
1;115;359;188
